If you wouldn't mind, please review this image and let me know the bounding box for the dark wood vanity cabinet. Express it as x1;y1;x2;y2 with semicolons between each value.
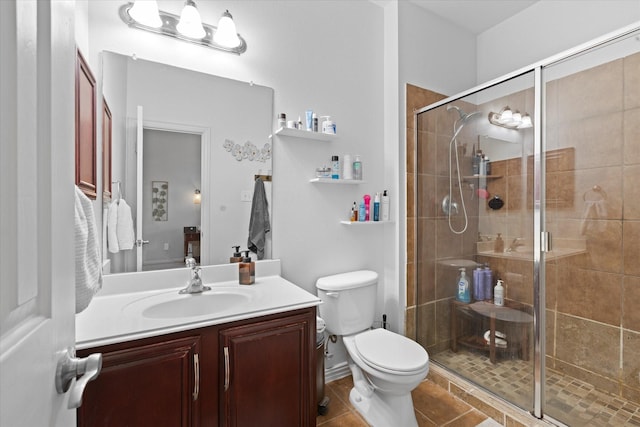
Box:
77;307;316;427
220;310;315;427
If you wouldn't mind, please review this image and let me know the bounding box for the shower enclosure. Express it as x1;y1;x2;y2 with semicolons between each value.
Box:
413;25;640;425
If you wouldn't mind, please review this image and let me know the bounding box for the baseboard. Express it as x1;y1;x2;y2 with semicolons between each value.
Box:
324;361;351;383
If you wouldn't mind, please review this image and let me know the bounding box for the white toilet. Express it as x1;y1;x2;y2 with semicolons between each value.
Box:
316;270;429;427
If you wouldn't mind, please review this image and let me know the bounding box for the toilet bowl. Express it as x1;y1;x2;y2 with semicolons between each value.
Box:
316;271;429;427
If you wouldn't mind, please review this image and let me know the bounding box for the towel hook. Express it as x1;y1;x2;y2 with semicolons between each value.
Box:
583;185;607;202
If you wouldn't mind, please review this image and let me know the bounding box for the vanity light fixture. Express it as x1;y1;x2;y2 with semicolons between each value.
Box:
193;189;201;204
488;106;533;129
119;1;247;55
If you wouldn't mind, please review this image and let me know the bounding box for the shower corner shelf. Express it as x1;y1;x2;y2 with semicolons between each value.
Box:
275;127;337;142
310;178;365;184
463;175;503;180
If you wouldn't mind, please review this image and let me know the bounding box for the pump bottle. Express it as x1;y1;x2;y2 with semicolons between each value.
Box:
230;246;242;263
494;279;504;306
239;251;255;285
456;268;471;303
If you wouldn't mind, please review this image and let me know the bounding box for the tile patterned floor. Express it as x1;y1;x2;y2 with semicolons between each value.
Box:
435;349;640;427
316;375;492;427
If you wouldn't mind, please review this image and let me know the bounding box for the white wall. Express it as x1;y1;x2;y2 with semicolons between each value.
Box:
477;0;640;83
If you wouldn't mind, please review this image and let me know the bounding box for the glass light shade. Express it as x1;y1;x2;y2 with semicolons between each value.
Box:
194;189;201;204
518;114;533;128
213;10;241;48
128;0;162;28
498;107;513;124
177;1;206;39
511;111;522;124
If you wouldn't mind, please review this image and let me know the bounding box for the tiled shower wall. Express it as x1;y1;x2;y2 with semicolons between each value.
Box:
405;50;640;405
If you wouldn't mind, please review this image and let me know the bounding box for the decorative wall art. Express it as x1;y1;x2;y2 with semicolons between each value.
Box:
223;138;271;162
152;181;168;221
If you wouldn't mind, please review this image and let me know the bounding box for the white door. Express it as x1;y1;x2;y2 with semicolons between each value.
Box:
135;106;146;271
1;2;88;426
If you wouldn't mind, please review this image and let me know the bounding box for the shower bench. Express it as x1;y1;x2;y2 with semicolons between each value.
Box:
450;300;534;364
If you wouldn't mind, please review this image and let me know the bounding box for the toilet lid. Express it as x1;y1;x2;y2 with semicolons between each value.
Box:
354;328;428;374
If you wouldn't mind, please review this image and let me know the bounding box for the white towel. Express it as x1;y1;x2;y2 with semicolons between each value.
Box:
75;186;102;313
106;198;135;252
107;200;119;253
580;200;607;235
116;199;135;250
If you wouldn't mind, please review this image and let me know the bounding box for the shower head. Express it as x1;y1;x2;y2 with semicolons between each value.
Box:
447;105;481;122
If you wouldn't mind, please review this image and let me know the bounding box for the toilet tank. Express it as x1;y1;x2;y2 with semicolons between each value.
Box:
315;270;378;335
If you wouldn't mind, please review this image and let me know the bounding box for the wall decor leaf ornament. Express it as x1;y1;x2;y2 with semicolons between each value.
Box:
223;138;271;163
152;181;168;221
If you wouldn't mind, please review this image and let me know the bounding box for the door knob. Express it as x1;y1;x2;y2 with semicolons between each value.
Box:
55;348;102;409
136;239;150;247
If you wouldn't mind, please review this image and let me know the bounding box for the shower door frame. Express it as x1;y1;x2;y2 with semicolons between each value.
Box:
412;21;640;420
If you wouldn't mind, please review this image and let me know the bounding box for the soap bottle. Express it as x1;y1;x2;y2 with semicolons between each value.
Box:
353;155;362;180
456;268;471;303
494;279;504;306
239;251;255;285
381;190;390;221
494;233;504;253
230;245;242;263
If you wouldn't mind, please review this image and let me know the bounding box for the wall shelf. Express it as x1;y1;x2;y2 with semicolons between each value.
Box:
310;178;365;185
275;127;337;142
340;220;393;225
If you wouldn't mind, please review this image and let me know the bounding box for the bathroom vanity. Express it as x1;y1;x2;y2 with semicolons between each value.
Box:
76;261;320;427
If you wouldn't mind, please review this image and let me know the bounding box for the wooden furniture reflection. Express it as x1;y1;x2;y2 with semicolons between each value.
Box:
450;300;533;364
184;231;201;263
75;49;97;199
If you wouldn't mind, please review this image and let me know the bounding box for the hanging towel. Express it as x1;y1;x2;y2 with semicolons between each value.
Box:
107;200;119;253
580;200;607;236
75;186;102;313
107;199;135;252
247;178;270;260
116;199;135;250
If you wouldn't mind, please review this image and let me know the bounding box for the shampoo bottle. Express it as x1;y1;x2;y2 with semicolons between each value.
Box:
494;279;504;306
358;201;366;222
239;251;255;285
343;154;353;180
230;246;242;263
482;265;493;301
456;268;471;303
353;155;362;180
331;155;340;179
473;266;484;301
373;193;380;221
381;190;390;221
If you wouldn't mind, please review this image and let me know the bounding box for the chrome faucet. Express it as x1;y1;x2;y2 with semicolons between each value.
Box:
506;237;525;252
180;258;211;294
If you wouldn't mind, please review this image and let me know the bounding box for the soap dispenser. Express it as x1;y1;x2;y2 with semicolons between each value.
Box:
230;246;242;263
239;251;255;285
494;233;504;253
456;268;471;304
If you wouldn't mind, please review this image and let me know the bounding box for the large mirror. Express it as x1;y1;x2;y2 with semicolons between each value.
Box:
102;51;273;274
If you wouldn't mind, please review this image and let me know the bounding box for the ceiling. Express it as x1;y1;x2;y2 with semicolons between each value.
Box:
408;0;539;34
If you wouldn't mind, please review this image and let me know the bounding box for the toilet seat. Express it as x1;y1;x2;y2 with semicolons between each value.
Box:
353;328;428;375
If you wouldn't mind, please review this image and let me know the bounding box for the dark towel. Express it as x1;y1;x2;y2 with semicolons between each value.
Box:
247;178;270;259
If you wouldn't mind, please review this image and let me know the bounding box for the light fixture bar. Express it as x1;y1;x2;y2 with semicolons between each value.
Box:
119;4;247;55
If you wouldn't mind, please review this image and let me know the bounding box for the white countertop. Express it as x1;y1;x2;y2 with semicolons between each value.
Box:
76;260;321;350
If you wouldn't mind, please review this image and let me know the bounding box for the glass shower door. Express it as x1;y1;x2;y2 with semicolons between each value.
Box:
415;71;537;412
542;28;640;426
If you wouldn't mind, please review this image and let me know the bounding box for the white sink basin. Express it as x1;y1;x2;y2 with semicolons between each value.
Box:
124;287;254;319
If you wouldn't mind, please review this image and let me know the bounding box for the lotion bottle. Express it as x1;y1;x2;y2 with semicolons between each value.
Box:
230;246;242;263
456;268;471;303
494;279;504;306
494;233;504;253
381;190;390;221
239;251;255;285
